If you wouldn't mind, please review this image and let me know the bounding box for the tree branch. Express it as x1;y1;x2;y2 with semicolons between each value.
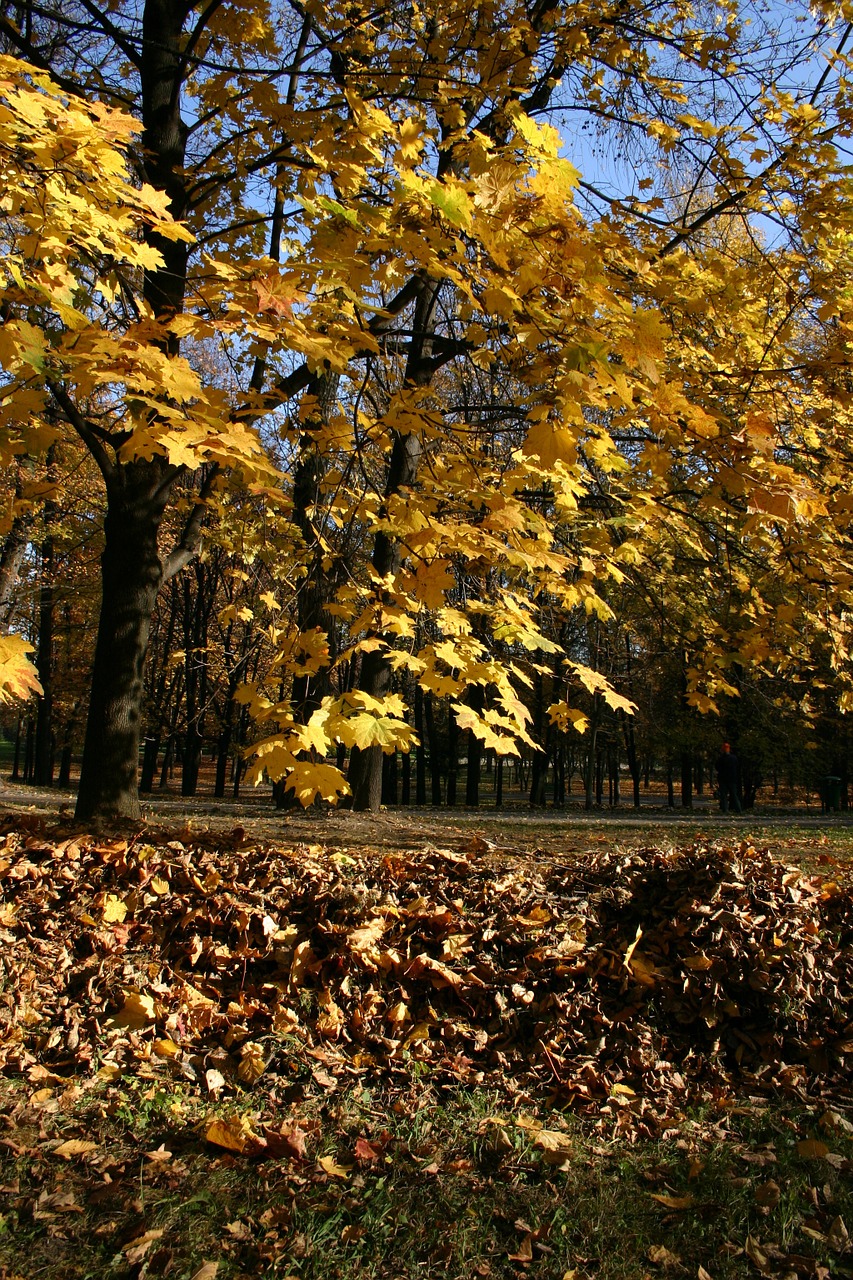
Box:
161;462;221;582
46;381;115;483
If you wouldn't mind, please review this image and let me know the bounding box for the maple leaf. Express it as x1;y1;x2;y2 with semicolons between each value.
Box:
284;761;350;806
0;634;42;703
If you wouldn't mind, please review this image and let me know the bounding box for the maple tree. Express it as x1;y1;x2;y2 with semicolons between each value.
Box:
1;0;853;812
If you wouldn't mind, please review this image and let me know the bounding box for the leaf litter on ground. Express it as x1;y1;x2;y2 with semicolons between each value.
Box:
1;813;853;1278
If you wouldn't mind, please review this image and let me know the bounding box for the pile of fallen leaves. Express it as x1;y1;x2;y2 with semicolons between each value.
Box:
2;817;852;1139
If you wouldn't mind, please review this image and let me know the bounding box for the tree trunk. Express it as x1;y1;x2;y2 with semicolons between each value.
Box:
140;735;160;793
181;726;203;796
75;468;168;819
401;729;411;806
621;709;642;808
680;749;693;808
348;281;440;810
414;686;427;804
424;691;443;804
33;530;55;786
382;749;398;805
445;705;458;807
11;713;22;781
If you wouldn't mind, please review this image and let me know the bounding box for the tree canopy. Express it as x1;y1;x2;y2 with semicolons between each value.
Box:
1;0;852;815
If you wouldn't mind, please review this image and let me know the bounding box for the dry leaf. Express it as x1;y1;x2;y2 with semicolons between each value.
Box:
508;1235;534;1263
109;991;156;1030
650;1193;694;1210
123;1229;164;1265
318;1155;352;1179
354;1136;381;1161
101;893;127;923
144;1144;172;1163
797;1139;829;1159
53;1139;98;1159
189;1264;219;1280
744;1235;770;1272
204;1116;265;1156
826;1216;849;1251
237;1041;267;1084
262;1122;308;1161
754;1181;780;1208
648;1244;681;1267
152;1038;180;1058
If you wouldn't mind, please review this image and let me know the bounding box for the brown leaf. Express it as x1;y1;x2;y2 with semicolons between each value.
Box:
826;1216;849;1252
744;1235;770;1273
189;1265;219;1280
354;1136;381;1162
648;1244;681;1267
797;1139;829;1159
53;1139;98;1159
754;1181;780;1208
650;1193;694;1210
123;1229;164;1265
508;1234;534;1263
262;1122;308;1161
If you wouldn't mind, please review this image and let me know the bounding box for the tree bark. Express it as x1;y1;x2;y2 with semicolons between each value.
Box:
33;528;55;786
75;465;169;819
348;280;440;810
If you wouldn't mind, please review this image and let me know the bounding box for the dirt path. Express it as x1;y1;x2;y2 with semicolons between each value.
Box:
2;777;852;863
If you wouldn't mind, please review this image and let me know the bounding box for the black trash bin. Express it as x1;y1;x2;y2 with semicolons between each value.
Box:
820;775;842;813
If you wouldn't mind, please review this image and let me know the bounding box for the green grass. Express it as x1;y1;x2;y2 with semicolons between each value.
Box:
2;1076;852;1280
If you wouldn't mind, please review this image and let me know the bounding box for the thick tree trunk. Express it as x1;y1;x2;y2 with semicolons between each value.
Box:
75;468;168;820
382;750;398;805
181;726;203;796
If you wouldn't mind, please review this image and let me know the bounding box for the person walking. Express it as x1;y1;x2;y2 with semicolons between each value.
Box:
716;742;742;813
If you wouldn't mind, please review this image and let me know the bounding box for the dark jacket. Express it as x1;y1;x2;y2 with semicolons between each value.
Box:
716;750;739;783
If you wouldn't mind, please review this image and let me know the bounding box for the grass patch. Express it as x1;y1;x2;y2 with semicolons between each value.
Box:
2;1077;853;1279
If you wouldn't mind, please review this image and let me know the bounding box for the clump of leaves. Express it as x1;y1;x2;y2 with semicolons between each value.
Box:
2;817;851;1131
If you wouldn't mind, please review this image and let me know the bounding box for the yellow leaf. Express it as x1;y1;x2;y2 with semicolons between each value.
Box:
204;1115;265;1155
284;761;350;807
0;634;42;703
152;1038;180;1059
101;894;128;923
109;992;156;1030
318;1154;352;1179
53;1139;98;1159
532;1128;573;1169
237;1041;267;1085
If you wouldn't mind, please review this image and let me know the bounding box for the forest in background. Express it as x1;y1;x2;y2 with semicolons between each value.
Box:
1;0;853;818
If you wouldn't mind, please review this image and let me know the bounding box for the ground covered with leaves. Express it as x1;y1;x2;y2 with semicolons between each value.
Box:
1;816;852;1279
